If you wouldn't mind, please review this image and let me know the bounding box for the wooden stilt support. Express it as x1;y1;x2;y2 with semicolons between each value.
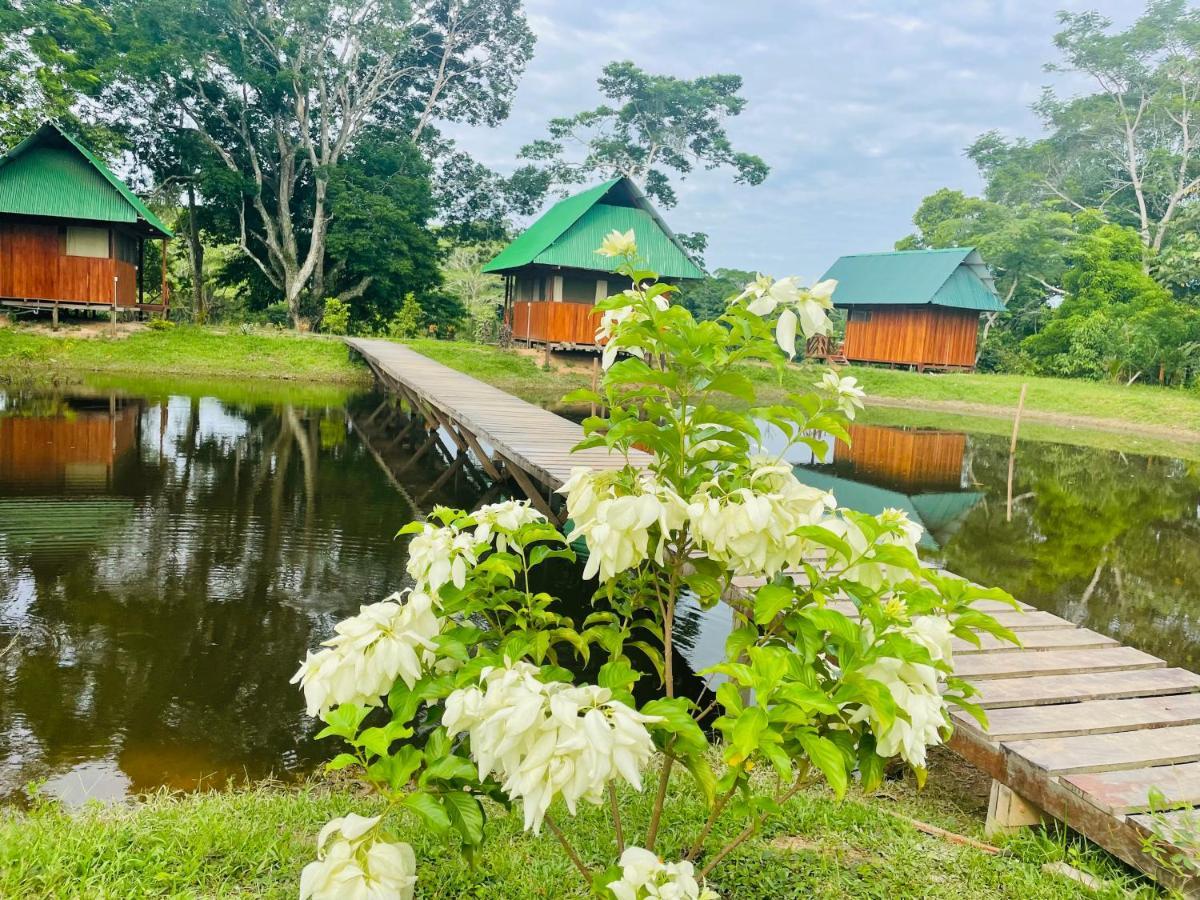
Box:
458;427;504;482
52;302;59;331
985;780;1043;837
498;454;559;522
417;453;466;505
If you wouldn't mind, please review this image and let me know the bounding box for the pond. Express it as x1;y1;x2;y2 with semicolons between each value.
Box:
1;377;1198;804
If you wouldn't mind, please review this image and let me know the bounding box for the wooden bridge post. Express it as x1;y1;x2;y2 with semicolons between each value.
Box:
985;780;1043;837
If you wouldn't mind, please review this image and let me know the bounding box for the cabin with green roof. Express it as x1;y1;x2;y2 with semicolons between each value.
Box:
0;122;172;313
483;176;702;347
818;247;1003;371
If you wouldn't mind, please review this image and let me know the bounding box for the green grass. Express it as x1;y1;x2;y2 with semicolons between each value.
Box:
0;325;371;385
0;757;1152;898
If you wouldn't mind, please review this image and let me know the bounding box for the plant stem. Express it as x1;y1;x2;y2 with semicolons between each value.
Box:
684;780;740;861
644;749;675;852
544;814;591;882
609;783;625;854
697;776;808;878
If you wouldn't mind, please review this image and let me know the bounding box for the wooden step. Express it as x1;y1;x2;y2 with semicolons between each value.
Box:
964;668;1200;710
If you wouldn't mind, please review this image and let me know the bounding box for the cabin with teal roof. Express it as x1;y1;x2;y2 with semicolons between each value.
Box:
819;247;1003;371
483;176;702;348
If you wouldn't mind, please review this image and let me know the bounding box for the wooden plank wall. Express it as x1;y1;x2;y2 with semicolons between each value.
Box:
511;300;599;345
842;306;978;368
835;423;966;491
0;221;139;307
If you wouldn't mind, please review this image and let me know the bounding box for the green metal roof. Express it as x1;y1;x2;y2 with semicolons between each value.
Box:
483;176;703;279
820;247;1003;312
0;123;172;238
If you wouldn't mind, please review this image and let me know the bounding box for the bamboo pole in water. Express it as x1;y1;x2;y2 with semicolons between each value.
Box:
1006;383;1027;523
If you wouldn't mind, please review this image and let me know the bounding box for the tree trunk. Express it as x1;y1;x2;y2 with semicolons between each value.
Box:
186;183;206;324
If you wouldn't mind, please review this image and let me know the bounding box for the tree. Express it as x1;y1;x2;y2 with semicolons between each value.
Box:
676;268;756;322
441;239;506;341
517;61;768;210
22;0;535;327
969;1;1200;263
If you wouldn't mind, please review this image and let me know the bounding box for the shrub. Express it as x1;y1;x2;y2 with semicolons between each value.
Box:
320;297;351;335
145;317;175;331
385;293;426;340
290;232;1016;899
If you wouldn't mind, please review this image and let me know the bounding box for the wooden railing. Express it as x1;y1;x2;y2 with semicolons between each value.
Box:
511;301;599;346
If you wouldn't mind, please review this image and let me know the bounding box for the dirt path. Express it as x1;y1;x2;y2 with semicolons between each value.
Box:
867;394;1200;444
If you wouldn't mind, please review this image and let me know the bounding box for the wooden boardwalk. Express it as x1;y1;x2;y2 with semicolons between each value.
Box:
821;593;1200;892
346;338;645;518
350;338;1198;891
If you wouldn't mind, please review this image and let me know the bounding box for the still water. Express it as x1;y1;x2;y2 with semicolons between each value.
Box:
0;379;1198;803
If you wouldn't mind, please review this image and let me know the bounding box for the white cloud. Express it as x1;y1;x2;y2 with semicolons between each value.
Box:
443;0;1141;275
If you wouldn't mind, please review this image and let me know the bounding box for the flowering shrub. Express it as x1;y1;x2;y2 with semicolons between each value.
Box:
293;235;1017;898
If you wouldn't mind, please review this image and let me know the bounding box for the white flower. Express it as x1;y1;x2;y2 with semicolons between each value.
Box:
406;523;478;597
291;592;442;717
607;847;720;900
851;616;954;769
817;370;866;419
559;469;688;582
300;814;417;900
687;458;834;578
597;229;638;258
471;500;545;552
819;508;923;590
444;662;660;833
733;275;836;358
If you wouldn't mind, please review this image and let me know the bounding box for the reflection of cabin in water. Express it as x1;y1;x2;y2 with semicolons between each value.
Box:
483;177;703;348
0;123;173;313
817;248;1004;372
797;423;982;550
0;396;140;492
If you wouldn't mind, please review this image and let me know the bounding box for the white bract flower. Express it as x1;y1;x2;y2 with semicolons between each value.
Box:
406;522;479;597
687;457;834;578
471;499;545;552
817;370;866;419
559;469;688;582
607;847;720;900
597;228;638;258
851;616;954;769
291;591;442;717
820;507;923;590
733;274;836;358
595;288;670;369
300;813;417;900
444;661;660;833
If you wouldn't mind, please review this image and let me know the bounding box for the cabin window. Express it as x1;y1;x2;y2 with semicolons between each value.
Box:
517;276;546;302
848;309;872;323
65;226;110;258
561;275;597;304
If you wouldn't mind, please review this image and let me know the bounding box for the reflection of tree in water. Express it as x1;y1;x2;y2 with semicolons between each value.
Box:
935;435;1200;670
0;390;462;798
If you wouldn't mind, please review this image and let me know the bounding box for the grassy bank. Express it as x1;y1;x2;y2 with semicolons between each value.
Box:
411;339;1200;444
0;325;370;385
0;755;1150;898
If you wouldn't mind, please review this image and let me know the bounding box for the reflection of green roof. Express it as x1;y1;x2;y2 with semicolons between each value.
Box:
795;469;982;551
483;177;703;279
819;247;1002;311
0;123;172;238
0;497;134;552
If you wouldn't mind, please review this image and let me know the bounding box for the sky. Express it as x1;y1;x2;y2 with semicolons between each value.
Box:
447;0;1141;280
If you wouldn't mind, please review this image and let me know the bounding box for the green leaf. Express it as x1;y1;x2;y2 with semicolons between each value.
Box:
716;681;744;716
641;698;708;754
798;733;848;799
325;753;360;772
442;790;485;846
598;659;642;695
731;706;768;758
403;790;451;834
724;624;758;662
681;753;717;808
753;584;794;625
803;607;860;645
857;738;886;794
314;703;370;742
422;754;478;784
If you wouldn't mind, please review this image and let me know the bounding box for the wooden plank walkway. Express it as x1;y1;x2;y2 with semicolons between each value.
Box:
346;338;646;512
350;339;1199;891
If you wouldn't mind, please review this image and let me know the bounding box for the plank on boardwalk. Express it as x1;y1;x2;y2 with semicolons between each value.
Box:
1006;723;1200;774
953;646;1163;681
965;667;1200;710
1064;763;1200;814
952;627;1117;655
956;693;1200;741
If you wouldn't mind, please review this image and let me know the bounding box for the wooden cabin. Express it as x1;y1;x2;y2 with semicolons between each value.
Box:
818;248;1003;371
0;123;172;313
483;177;703;347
